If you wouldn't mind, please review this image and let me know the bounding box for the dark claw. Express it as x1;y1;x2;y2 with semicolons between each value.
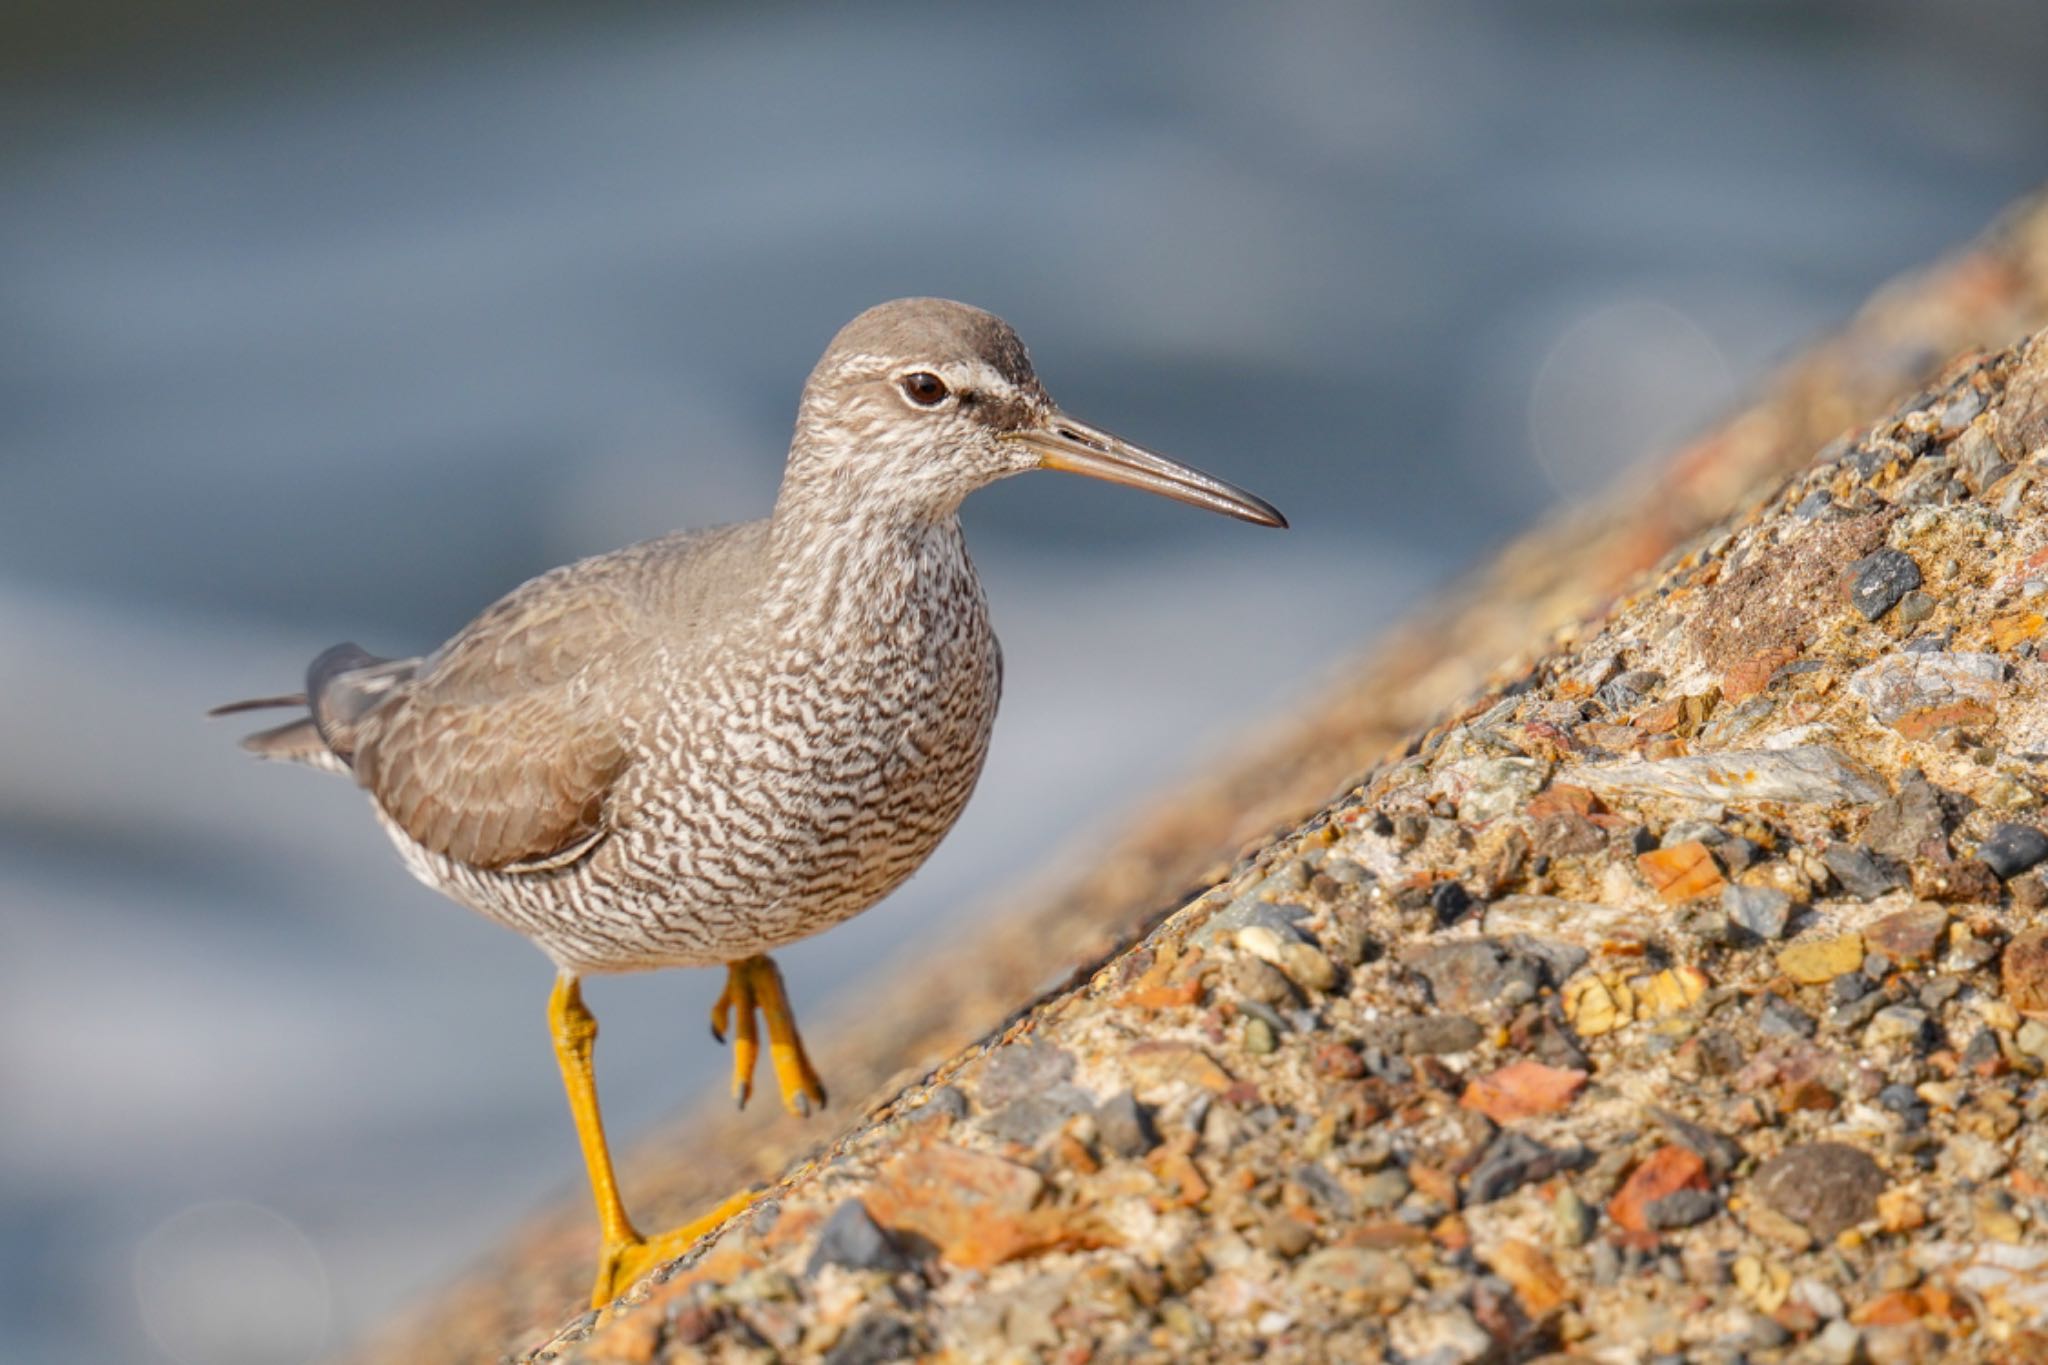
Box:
709;1021;725;1044
794;1094;812;1119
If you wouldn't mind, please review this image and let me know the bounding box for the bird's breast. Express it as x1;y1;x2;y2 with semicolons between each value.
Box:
610;534;1001;932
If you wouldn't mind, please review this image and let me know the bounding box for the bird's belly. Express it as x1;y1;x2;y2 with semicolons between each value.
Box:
469;636;1000;972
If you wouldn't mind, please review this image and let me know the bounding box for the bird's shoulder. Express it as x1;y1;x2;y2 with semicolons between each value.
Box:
354;519;770;871
416;520;769;702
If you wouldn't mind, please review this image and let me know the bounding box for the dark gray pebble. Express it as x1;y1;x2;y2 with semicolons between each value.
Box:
1502;934;1590;986
1718;836;1765;874
1833;990;1888;1031
1723;884;1792;941
1864;771;1953;862
1758;993;1817;1039
1467;1131;1566;1203
981;1084;1093;1144
1650;1108;1745;1179
1095;1090;1159;1158
1848;548;1922;620
1962;1029;2002;1071
905;1086;968;1124
1430;880;1473;927
1291;1162;1353;1218
1645;1188;1720;1230
1918;975;1962;1010
823;1313;921;1365
979;1039;1075;1107
1596;669;1664;714
1821;843;1907;901
1978;823;2048;879
1878;1083;1927;1130
1403;938;1542;1012
805;1199;912;1278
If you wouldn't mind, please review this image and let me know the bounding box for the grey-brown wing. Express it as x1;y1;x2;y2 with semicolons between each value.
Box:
345;553;663;872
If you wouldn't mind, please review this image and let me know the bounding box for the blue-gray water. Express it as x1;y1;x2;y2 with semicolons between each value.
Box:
6;3;2048;1360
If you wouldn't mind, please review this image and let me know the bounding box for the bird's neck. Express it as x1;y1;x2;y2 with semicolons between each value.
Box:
764;481;975;634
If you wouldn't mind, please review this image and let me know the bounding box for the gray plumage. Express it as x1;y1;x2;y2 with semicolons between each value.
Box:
220;298;1282;974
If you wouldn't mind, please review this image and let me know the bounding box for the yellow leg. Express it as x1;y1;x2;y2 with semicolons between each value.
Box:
549;972;754;1308
708;955;828;1116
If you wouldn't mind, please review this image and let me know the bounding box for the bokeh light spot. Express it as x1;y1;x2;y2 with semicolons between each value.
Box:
134;1201;330;1365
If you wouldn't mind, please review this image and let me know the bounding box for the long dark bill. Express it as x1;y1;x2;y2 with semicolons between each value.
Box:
1004;416;1287;528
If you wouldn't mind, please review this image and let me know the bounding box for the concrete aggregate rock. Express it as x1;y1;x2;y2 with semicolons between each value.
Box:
1978;821;2048;878
1571;746;1889;806
1849;548;1924;620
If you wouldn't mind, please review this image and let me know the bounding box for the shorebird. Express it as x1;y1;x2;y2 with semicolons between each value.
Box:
214;298;1284;1306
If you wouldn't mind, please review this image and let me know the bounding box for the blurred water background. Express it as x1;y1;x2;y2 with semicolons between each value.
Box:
6;2;2048;1360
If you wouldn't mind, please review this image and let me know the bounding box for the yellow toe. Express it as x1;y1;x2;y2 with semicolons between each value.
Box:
591;1189;757;1307
713;955;826;1116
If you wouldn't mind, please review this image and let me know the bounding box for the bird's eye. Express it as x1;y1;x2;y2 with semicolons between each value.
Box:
899;371;950;406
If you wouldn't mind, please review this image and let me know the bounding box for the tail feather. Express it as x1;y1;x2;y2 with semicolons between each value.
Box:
213;640;414;776
206;692;308;717
239;717;350;774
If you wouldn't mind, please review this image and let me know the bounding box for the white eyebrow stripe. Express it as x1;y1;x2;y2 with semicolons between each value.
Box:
955;361;1014;395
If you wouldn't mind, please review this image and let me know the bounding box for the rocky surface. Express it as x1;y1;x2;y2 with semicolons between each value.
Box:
350;198;2048;1363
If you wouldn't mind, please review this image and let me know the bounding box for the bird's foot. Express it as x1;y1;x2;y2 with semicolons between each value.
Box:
589;1188;757;1308
708;954;828;1117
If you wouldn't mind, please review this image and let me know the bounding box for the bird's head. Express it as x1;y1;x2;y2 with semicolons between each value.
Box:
784;297;1285;528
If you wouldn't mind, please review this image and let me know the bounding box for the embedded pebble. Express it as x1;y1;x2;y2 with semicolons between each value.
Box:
1751;1143;1886;1240
1978;822;2048;878
1403;939;1544;1011
805;1199;911;1278
1820;843;1906;900
1863;771;1952;860
1723;883;1792;940
1571;746;1887;805
979;1040;1075;1106
1466;1131;1567;1203
2003;927;2048;1016
1862;904;1947;966
1387;1305;1493;1365
1228;954;1297;1007
1758;993;1817;1039
1846;650;2004;726
1401;1014;1483;1055
1777;934;1864;985
1552;1186;1597;1247
1848;548;1922;620
1294;1247;1414;1311
1093;1090;1158;1158
1355;1168;1411;1211
1863;1005;1930;1049
824;1314;919;1365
